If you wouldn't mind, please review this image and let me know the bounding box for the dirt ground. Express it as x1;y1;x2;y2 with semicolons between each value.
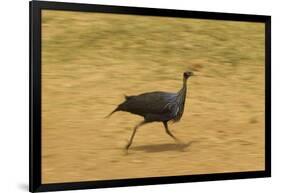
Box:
41;10;265;183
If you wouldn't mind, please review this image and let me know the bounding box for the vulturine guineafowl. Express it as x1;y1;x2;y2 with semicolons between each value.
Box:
106;71;194;149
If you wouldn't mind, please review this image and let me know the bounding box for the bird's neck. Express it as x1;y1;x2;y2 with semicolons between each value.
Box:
183;78;187;90
178;78;187;95
176;79;187;102
172;78;188;122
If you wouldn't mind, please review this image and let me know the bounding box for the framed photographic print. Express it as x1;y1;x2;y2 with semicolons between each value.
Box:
30;0;271;192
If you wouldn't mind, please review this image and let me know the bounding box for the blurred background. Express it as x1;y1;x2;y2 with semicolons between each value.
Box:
41;10;265;183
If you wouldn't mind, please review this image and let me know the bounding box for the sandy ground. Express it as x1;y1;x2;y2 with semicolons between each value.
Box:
41;10;265;183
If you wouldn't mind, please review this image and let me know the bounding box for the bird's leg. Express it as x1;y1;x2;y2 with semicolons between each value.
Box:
126;120;146;150
163;121;180;143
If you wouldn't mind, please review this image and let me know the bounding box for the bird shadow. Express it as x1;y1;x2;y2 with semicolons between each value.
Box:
129;141;196;153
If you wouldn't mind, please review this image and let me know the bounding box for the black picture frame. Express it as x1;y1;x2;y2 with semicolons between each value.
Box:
29;1;271;192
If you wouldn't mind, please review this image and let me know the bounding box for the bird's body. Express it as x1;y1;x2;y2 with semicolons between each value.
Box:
107;71;193;149
117;89;185;122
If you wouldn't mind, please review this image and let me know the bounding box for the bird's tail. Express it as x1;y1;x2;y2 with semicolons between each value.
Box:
104;107;119;118
124;94;134;100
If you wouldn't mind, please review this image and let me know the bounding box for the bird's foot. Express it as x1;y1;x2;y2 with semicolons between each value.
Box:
123;143;132;155
175;139;186;151
123;148;129;155
125;143;131;150
174;138;183;144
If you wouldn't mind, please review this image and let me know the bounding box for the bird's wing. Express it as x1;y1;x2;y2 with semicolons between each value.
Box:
120;91;177;115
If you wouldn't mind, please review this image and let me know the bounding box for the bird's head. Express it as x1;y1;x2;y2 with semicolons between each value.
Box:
183;71;194;79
